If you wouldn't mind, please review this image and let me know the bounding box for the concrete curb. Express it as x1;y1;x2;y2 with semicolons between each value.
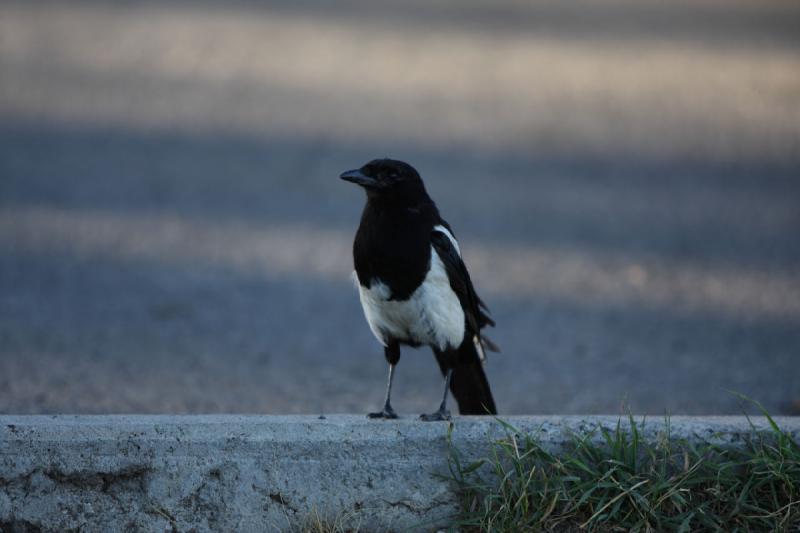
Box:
1;415;798;532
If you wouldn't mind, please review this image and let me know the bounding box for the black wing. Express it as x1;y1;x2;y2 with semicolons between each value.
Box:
431;225;497;352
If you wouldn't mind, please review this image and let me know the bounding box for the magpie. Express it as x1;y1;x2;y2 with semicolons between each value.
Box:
341;159;498;421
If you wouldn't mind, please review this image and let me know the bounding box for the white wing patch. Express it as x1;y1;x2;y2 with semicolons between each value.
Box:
435;224;488;364
357;247;465;351
433;224;460;256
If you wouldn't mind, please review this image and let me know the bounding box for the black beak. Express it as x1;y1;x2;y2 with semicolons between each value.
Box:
340;169;378;187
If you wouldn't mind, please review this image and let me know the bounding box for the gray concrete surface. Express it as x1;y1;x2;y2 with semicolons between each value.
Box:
1;415;799;532
1;0;799;416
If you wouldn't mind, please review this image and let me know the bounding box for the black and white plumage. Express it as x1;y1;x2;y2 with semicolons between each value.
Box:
341;159;497;420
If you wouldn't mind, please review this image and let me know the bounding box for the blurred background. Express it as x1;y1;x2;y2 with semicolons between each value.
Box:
1;0;798;415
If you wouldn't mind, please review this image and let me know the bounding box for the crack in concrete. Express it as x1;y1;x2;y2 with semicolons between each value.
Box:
267;492;299;514
176;463;242;531
41;465;151;494
0;519;44;533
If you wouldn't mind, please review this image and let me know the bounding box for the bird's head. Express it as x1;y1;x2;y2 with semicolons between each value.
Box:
340;159;427;203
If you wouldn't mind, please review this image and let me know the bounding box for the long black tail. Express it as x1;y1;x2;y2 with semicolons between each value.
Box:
435;339;497;415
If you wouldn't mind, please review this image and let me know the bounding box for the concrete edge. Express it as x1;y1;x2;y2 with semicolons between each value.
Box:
2;415;798;532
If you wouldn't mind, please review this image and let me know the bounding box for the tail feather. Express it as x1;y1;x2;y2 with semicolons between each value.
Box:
435;340;497;415
473;333;500;364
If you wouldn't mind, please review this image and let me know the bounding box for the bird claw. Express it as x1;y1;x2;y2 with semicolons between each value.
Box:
419;409;451;422
367;407;398;419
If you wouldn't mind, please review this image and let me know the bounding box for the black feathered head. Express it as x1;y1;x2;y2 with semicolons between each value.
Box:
340;159;428;203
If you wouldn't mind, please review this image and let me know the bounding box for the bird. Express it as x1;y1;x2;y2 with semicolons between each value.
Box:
340;158;498;421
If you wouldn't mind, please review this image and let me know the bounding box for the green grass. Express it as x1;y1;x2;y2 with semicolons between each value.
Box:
446;400;800;532
284;506;362;533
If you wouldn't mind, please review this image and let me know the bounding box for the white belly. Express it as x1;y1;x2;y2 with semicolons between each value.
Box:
357;247;465;351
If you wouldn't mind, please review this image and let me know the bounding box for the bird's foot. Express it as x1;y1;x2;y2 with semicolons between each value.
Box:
419;408;451;422
367;406;398;419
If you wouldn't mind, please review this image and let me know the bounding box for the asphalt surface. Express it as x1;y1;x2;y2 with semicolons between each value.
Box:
1;0;799;415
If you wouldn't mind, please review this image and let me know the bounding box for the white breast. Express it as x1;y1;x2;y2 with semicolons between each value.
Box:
357;247;465;352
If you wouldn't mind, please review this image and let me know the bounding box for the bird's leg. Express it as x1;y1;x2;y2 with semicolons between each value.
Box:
420;367;453;421
368;342;400;419
368;364;398;419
